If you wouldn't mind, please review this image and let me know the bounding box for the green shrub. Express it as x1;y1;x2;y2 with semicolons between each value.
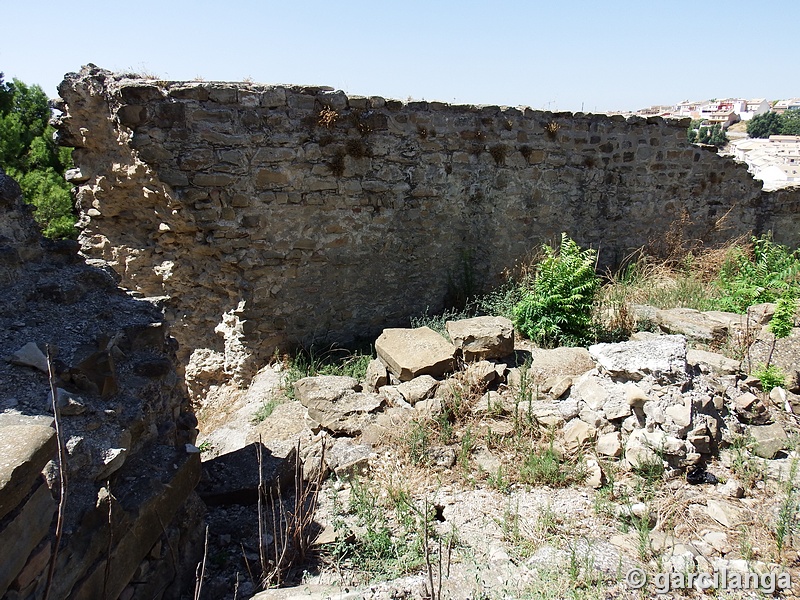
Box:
513;233;600;347
770;296;798;339
715;235;800;313
753;363;786;393
521;441;585;487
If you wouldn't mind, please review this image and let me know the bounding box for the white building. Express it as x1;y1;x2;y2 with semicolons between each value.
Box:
726;135;800;190
739;99;770;121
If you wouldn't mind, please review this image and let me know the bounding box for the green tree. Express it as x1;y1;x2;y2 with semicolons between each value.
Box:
747;111;784;138
781;109;800;135
687;121;727;147
0;74;75;238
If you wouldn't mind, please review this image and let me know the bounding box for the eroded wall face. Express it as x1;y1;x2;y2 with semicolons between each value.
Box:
56;66;800;388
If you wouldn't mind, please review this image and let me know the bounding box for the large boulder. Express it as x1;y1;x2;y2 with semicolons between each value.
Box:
445;316;514;361
375;327;456;381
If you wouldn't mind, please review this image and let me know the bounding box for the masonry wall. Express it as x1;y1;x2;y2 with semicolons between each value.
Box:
56;66;800;390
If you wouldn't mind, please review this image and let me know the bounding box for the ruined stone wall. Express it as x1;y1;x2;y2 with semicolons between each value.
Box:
56;66;800;390
0;168;203;599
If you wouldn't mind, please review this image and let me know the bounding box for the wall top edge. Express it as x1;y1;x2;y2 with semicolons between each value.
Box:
59;64;691;129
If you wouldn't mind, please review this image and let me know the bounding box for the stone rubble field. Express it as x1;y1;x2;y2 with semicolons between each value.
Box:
196;307;800;599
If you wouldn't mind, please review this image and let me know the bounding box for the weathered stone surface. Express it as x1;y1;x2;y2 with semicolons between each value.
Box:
445;316;514;360
63;449;201;600
397;375;439;405
8;342;48;372
589;335;687;382
624;383;648;407
197;442;295;505
596;431;622;457
747;328;800;393
705;499;744;528
519;401;565;427
463;360;498;389
0;418;56;522
655;308;729;343
293;376;360;404
527;347;596;384
294;376;384;435
363;358;388;392
0;480;55;597
602;396;631;421
750;423;788;459
562;419;595;454
325;438;375;478
571;373;609;410
375;327;455;381
664;398;693;436
687;349;740;376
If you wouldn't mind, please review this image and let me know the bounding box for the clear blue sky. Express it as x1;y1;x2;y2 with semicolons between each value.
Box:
2;0;798;112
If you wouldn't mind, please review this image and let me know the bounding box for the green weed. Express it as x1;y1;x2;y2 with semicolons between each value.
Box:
753;363;787;393
251;398;280;423
282;347;372;399
521;441;585;487
513;233;600;347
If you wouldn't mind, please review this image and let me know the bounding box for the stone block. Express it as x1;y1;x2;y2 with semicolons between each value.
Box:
196;442;295;505
562;418;595;455
589;335;687;382
364;358;388;392
375;327;455;382
528;347;596;383
596;431;622;457
294;376;385;435
445;316;514;360
397;375;439;405
750;423;788;459
0;479;56;598
0;417;56;522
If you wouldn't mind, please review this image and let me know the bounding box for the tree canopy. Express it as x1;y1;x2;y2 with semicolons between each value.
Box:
687;121;728;147
747;109;800;138
0;74;75;238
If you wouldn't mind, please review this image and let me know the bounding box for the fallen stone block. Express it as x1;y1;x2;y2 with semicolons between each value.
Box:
445;316;514;361
750;423;788;459
397;375;439;405
197;442;295;506
375;327;455;381
589;335;687;382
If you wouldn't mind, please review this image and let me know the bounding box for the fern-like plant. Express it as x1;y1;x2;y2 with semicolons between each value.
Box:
513;233;600;347
715;234;800;313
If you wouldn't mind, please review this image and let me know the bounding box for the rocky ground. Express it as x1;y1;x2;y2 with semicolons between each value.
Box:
193;308;800;599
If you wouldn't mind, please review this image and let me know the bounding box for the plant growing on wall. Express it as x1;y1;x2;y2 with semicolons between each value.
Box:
513;233;600;347
317;106;338;129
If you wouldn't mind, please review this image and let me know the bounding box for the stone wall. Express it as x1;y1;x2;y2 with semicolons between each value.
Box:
0;168;203;599
55;65;800;390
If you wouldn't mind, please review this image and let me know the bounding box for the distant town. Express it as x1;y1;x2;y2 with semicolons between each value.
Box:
631;98;800;191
